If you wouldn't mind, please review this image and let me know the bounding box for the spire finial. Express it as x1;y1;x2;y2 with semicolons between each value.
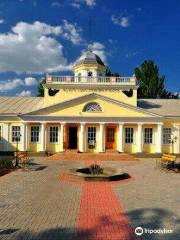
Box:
87;13;93;52
88;44;92;52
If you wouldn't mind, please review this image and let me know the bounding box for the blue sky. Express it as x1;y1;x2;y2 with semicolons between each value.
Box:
0;0;179;96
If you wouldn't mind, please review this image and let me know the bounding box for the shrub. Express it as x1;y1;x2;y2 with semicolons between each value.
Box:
0;158;14;169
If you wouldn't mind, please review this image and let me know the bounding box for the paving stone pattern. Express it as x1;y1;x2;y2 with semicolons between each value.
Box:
0;158;180;240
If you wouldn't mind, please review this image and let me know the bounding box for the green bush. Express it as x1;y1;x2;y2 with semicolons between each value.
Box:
0;158;14;169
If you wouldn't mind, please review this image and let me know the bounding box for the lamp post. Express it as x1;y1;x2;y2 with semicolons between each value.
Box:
15;133;21;167
171;136;177;154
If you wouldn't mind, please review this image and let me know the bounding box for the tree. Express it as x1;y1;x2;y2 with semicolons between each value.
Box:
105;67;120;77
37;78;46;97
135;60;178;99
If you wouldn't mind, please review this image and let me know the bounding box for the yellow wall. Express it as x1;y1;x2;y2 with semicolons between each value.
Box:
44;88;137;108
8;122;23;151
27;124;41;152
123;125;137;153
44;98;149;118
0;119;180;154
162;121;174;154
73;63;106;75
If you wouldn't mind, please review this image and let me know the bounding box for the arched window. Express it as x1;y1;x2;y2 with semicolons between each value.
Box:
83;102;102;112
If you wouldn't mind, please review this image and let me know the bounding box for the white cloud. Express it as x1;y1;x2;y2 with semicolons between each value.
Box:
0;77;38;92
33;1;37;7
0;21;82;73
85;0;96;6
120;17;129;27
125;51;138;58
72;0;96;8
89;42;107;63
78;42;107;64
0;19;4;24
62;20;82;45
24;77;38;86
71;2;81;8
17;90;32;97
111;15;130;28
51;1;62;7
136;7;142;12
0;79;24;92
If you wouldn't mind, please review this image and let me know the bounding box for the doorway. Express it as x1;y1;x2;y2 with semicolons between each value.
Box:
68;127;78;149
106;127;116;149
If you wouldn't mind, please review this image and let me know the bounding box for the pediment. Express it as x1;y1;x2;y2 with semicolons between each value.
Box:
23;93;161;118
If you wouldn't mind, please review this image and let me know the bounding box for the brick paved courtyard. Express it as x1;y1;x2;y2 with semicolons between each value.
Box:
0;158;180;240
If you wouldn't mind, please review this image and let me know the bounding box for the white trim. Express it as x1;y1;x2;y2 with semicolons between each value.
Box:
22;119;164;124
60;123;65;152
40;123;46;151
79;123;85;152
157;124;163;153
99;123;105;152
137;123;143;152
21;123;27;151
48;125;60;144
11;125;22;144
143;127;154;145
117;123;124;152
21;93;162;117
125;127;134;144
30;125;41;144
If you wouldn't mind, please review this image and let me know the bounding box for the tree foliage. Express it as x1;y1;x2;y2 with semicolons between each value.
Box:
135;60;178;99
105;67;120;77
37;78;46;97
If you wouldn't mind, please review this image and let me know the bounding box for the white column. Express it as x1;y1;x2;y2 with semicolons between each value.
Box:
157;123;163;153
21;123;27;151
40;123;46;152
137;123;143;153
3;123;9;151
117;123;124;152
99;123;105;153
79;123;85;152
60;123;65;152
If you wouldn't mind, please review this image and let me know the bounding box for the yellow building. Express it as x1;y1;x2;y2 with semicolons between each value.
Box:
0;50;180;155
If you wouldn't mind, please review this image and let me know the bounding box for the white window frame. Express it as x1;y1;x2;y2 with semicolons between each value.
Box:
163;128;172;145
87;126;96;148
49;126;59;144
144;128;153;144
125;128;134;144
30;126;40;143
11;126;21;143
83;102;102;112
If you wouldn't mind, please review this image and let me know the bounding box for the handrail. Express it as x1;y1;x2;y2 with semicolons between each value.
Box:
46;75;136;85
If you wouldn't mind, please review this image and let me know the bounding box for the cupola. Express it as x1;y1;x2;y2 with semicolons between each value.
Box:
73;49;106;78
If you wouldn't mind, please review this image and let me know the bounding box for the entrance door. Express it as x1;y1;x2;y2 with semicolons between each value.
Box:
68;127;77;149
106;127;116;149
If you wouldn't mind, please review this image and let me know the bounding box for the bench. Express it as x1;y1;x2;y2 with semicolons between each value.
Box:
16;151;31;167
160;154;176;170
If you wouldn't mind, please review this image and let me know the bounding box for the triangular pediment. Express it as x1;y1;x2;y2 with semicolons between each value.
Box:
22;93;161;118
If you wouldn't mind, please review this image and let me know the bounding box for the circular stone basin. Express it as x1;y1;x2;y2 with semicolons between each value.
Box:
69;167;130;181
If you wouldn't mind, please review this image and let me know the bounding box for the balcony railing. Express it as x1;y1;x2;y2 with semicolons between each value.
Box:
46;75;136;85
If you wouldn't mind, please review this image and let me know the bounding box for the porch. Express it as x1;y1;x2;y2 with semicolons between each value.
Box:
8;121;165;154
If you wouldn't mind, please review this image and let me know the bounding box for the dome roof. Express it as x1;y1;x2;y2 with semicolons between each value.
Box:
75;50;105;67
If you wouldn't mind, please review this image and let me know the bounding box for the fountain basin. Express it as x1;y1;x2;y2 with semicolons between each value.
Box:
69;167;130;181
